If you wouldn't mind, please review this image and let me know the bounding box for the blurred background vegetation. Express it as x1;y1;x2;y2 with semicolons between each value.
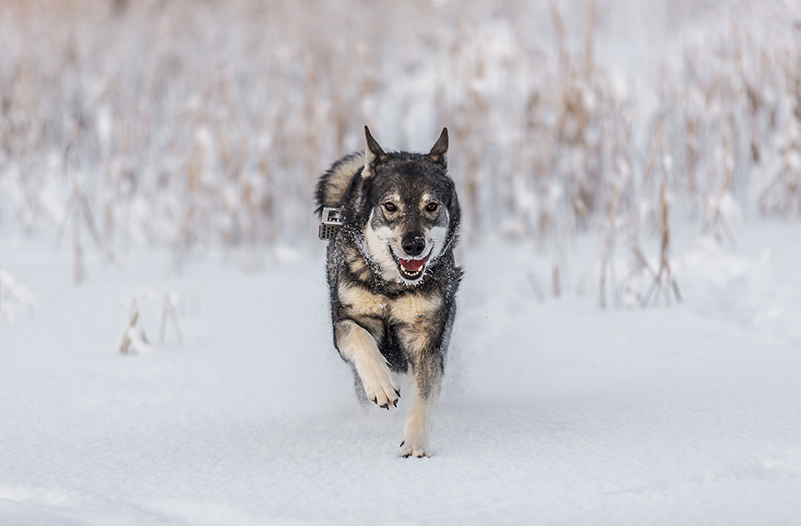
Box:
0;0;799;295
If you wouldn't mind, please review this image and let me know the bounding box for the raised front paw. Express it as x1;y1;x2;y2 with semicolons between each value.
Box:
356;355;400;410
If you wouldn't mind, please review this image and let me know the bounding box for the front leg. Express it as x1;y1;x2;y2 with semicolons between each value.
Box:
335;320;400;409
391;293;453;458
399;351;443;458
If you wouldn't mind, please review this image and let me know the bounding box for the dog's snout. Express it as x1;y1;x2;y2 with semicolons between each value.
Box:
401;233;426;257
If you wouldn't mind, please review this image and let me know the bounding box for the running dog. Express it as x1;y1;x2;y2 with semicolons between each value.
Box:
315;126;462;457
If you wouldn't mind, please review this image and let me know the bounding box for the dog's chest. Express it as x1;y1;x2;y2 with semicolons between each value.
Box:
338;283;441;325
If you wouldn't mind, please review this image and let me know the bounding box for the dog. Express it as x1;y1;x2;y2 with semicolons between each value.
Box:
315;126;462;458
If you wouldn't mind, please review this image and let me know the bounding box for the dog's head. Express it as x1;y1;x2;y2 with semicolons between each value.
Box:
345;126;460;285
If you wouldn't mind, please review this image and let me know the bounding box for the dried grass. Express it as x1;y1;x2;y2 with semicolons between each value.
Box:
0;0;799;298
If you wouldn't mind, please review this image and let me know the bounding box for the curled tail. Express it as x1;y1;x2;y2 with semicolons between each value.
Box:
315;152;365;216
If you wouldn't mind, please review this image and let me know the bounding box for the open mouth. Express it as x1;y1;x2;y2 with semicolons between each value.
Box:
396;255;429;281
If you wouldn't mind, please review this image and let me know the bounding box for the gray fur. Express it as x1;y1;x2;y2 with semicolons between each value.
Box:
316;126;462;457
315;152;365;214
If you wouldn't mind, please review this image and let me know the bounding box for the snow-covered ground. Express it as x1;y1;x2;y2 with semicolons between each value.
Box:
1;222;801;525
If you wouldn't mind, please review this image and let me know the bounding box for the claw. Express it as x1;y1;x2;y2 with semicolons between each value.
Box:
394;388;401;397
380;403;388;409
392;399;398;408
371;397;377;405
400;441;405;447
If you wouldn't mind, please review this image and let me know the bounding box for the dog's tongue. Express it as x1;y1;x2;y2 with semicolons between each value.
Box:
400;257;427;272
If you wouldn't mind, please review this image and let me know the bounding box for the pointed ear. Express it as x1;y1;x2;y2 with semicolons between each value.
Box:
427;127;448;163
363;125;387;178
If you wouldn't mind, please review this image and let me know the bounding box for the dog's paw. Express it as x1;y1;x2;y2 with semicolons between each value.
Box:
399;437;430;458
356;355;400;410
399;421;430;458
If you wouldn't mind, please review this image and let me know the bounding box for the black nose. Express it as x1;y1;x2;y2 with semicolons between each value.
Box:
401;233;426;257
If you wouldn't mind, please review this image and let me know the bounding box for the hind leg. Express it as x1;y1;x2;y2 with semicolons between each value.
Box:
352;367;369;405
335;320;400;409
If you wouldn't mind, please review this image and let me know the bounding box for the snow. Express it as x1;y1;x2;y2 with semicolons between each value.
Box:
2;0;800;521
2;222;801;525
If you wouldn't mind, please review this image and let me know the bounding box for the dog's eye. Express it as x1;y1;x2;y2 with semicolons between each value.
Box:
425;202;439;213
383;202;397;213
